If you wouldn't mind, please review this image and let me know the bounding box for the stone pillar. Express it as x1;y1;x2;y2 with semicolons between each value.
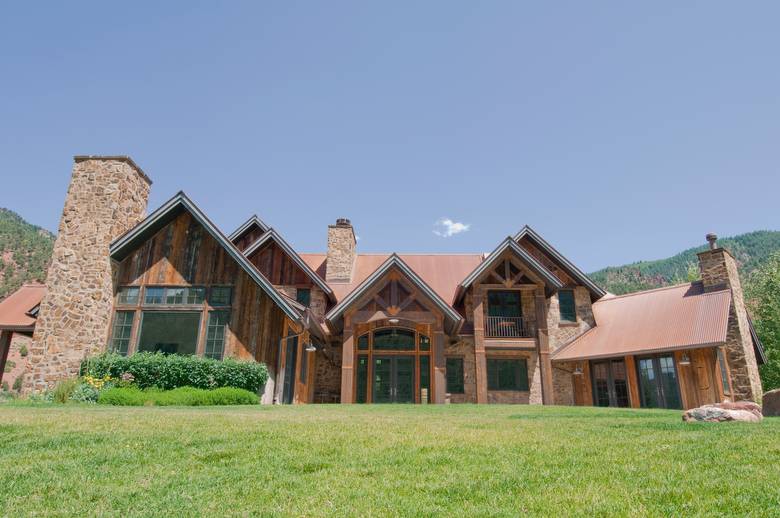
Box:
535;289;553;405
697;240;762;402
24;156;151;392
325;219;356;283
340;320;354;403
473;288;488;404
433;330;446;404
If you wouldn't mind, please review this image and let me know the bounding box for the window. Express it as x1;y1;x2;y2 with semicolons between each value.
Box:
137;312;201;355
717;348;731;395
488;291;522;318
419;335;430;351
209;286;232;307
446;357;465;394
637;355;682;409
296;288;311;307
420;355;430;402
487;358;529;391
591;359;629;408
558;290;576;322
356;356;368;403
144;286;205;305
205;311;229;359
117;287;139;305
372;328;415;351
357;334;369;350
110;311;134;355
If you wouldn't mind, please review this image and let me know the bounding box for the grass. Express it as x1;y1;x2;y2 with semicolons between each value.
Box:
0;404;778;517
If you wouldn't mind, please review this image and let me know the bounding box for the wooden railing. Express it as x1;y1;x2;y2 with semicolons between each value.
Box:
485;316;534;338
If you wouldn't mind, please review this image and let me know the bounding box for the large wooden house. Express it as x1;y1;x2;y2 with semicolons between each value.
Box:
8;156;765;408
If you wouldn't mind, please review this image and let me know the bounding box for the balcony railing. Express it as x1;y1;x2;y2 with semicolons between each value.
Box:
485;316;534;339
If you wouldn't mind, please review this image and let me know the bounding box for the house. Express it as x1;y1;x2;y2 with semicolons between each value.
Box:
13;156;764;408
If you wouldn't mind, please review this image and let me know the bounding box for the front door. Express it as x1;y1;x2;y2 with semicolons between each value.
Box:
591;359;630;407
373;356;415;403
637;355;682;409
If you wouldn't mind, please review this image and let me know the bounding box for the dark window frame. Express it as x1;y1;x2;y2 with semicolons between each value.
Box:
446;357;465;394
558;289;577;323
295;288;311;307
487;358;529;391
110;310;135;355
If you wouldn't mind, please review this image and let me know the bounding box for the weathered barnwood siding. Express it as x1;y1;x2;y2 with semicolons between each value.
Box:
115;211;286;366
247;241;315;287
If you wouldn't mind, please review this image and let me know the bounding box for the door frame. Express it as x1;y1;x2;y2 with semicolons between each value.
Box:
635;354;682;409
590;358;630;408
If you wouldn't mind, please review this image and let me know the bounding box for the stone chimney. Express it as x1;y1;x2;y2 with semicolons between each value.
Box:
326;218;356;283
25;156;151;392
696;233;763;402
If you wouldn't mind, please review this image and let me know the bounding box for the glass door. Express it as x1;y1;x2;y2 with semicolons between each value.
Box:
591;359;630;407
282;335;298;404
372;356;415;403
637;355;682;409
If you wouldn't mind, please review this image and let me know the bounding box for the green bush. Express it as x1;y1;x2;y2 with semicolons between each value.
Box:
12;376;22;392
4;360;15;373
81;352;268;393
51;378;79;404
69;382;100;403
1;381;8;392
19;344;28;357
97;386;259;406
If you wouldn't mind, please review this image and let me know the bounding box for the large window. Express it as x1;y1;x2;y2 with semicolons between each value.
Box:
558;290;576;322
591;359;630;407
487;358;529;391
637;355;681;409
110;311;135;355
487;291;522;318
205;311;229;359
296;288;311;307
372;328;416;351
144;286;205;305
446;357;465;394
137;312;201;355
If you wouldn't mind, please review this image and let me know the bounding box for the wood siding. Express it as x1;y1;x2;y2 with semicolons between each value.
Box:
247;241;316;287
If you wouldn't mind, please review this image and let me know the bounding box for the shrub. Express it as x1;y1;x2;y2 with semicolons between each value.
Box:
51;378;79;404
97;386;259;406
4;360;15;373
12;376;22;392
69;382;100;403
1;381;8;392
81;352;268;392
19;344;28;357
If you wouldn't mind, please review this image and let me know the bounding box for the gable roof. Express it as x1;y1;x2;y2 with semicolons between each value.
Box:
455;237;564;303
552;282;731;361
324;254;464;334
244;229;335;302
229;214;270;242
0;284;46;331
109;192;303;322
514;225;606;299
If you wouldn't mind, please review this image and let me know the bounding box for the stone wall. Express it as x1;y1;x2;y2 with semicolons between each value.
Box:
313;344;341;402
325;220;356;283
698;247;763;401
24;157;150;392
552;361;577;406
486;351;541;404
547;286;596;352
1;332;32;392
445;337;477;403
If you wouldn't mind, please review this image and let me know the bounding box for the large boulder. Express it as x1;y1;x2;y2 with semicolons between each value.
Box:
683;401;763;423
762;389;780;417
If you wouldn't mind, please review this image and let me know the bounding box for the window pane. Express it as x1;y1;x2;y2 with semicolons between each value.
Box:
638;358;659;408
205;311;229;360
488;291;522;318
611;360;630;407
137;312;201;355
186;287;206;305
446;357;465;394
357;334;369;351
717;349;730;395
559;290;576;322
117;287;139;305
420;356;430;402
209;286;233;306
372;328;415;350
356;356;368;403
419;335;430;351
145;287;164;305
296;288;311;307
658;356;681;409
592;362;611;407
110;311;135;355
487;359;528;391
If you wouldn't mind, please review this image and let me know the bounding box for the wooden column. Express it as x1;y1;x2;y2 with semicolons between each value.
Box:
433;331;446;404
340;317;355;404
625;355;641;408
534;289;553;405
473;288;488;404
581;361;594;406
0;330;11;385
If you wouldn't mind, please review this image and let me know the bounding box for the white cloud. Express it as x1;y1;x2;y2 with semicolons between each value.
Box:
433;218;470;238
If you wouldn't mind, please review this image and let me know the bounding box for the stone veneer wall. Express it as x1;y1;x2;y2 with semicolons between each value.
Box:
24;157;151;392
698;248;763;401
325;221;356;282
1;333;33;392
487;351;542;404
445;337;477;403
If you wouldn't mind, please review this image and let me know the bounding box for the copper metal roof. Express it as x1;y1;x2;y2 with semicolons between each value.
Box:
299;253;484;304
552;282;732;361
0;284;46;330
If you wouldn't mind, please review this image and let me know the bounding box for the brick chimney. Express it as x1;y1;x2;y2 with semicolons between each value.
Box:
696;233;763;401
326;218;356;283
25;156;151;392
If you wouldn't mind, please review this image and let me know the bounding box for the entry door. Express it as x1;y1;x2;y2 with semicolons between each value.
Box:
637;355;682;409
282;336;298;404
373;356;415;403
591;359;630;407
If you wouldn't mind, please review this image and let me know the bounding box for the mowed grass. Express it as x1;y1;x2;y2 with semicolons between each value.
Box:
1;404;779;517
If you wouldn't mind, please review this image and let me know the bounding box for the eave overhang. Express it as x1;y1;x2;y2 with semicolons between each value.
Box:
243;229;335;302
514;225;607;300
229;214;270;242
325;254;464;335
109;192;303;323
454;237;564;303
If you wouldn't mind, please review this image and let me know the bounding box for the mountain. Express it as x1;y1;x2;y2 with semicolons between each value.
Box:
0;208;55;300
590;230;780;295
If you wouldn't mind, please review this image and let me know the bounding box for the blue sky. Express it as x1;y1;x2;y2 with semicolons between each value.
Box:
1;2;778;272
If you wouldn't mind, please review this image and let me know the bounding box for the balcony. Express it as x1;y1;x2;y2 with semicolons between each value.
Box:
485;316;534;339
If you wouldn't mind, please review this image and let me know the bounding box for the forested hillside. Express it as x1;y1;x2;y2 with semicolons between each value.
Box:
590;231;780;295
0;208;55;299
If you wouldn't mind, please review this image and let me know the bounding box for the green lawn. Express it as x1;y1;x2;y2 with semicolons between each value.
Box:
1;404;778;516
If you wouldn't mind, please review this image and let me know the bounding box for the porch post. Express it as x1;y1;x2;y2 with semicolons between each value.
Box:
535;289;554;405
625;355;641;408
340;318;354;404
473;288;488;404
433;330;446;404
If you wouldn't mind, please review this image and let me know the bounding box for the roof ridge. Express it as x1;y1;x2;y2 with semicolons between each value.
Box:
599;282;697;301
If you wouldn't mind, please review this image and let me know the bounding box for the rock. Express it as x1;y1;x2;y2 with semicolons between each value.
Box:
762;389;780;417
683;402;763;423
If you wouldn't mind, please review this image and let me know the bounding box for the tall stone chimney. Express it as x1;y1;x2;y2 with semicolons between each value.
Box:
697;233;762;401
326;218;356;283
25;156;151;392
